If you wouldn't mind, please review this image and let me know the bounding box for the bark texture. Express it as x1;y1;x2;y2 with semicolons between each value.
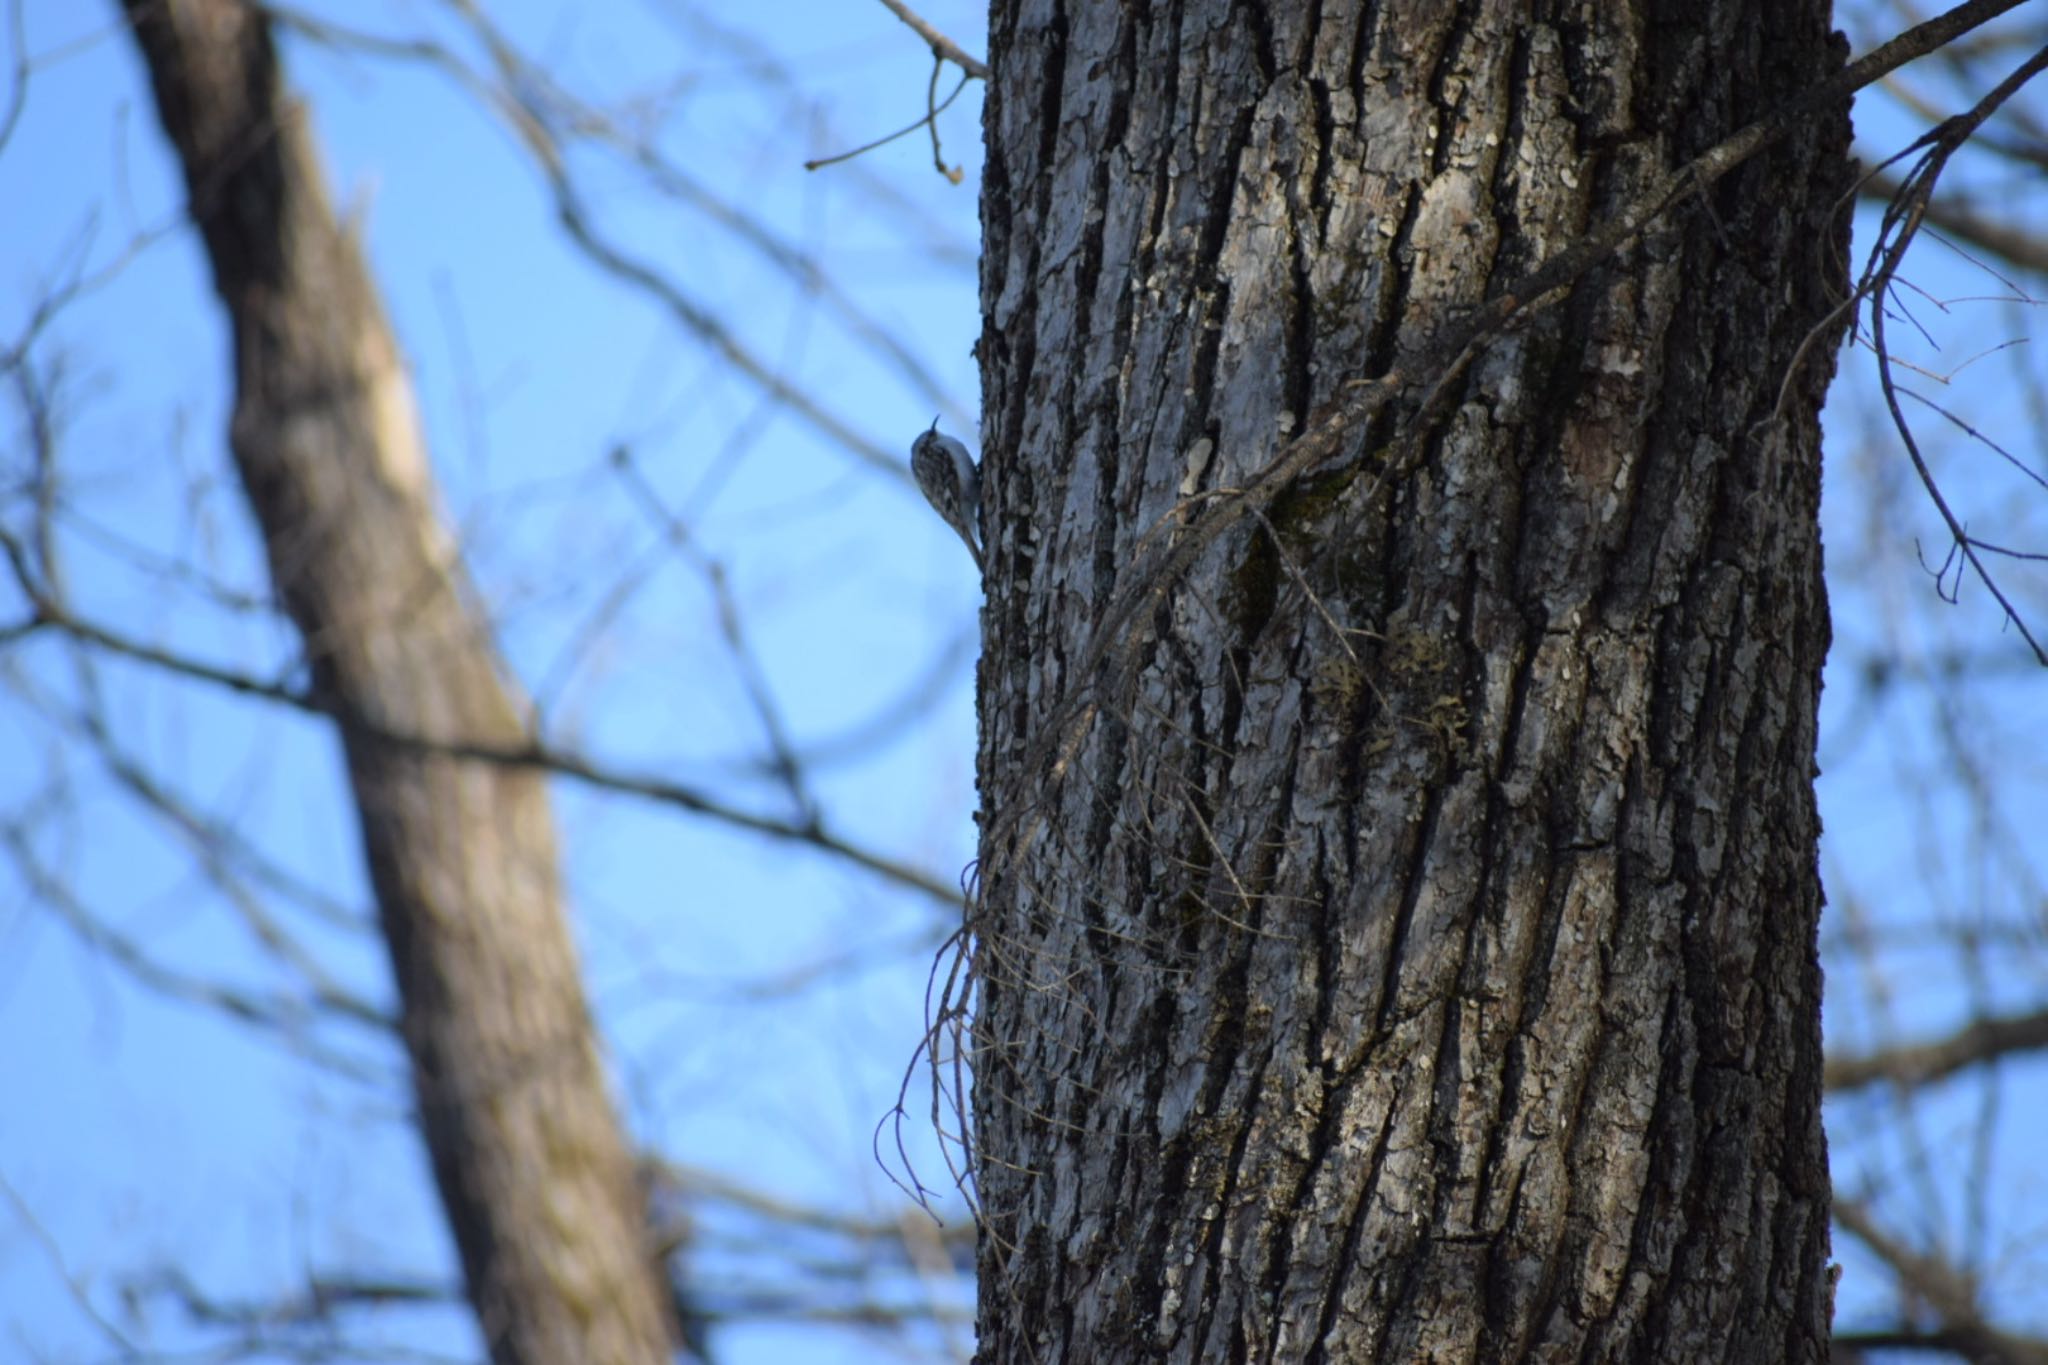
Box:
122;4;674;1362
973;3;1848;1362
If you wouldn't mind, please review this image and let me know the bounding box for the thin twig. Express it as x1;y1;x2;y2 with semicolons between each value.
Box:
1;529;962;908
875;0;989;79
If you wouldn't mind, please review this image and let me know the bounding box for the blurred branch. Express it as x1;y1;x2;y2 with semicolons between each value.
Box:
0;211;184;380
0;0;25;161
3;527;963;909
1838;1327;2048;1361
261;0;941;478
1834;1197;2048;1365
650;1157;974;1257
606;443;817;825
708;619;976;777
0;1172;138;1355
0;820;398;1074
641;1155;974;1351
114;1161;976;1357
129;1265;456;1328
1827;1003;2048;1092
1857;166;2048;276
68;692;370;932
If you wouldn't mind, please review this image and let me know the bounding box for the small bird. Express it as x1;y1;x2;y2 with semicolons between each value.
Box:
910;418;984;571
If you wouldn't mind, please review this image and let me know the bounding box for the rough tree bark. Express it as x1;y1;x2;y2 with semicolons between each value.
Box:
973;3;1848;1362
121;4;674;1362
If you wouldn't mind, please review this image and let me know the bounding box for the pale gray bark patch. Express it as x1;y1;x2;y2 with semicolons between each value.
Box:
973;3;1846;1362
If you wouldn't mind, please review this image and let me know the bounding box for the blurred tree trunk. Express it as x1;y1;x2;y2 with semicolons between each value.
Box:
120;4;674;1362
974;3;1846;1362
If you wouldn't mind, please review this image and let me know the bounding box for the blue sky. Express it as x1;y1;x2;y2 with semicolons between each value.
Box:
2;3;2045;1362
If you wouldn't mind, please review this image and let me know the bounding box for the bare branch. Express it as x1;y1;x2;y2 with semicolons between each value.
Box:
1858;38;2048;662
0;1172;139;1354
0;821;398;1074
2;528;963;909
259;0;930;478
1827;1004;2048;1092
875;0;990;79
1834;1197;2048;1365
1858;168;2048;277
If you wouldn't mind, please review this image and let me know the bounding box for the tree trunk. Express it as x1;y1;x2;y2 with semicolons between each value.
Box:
972;4;1847;1362
121;5;674;1362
